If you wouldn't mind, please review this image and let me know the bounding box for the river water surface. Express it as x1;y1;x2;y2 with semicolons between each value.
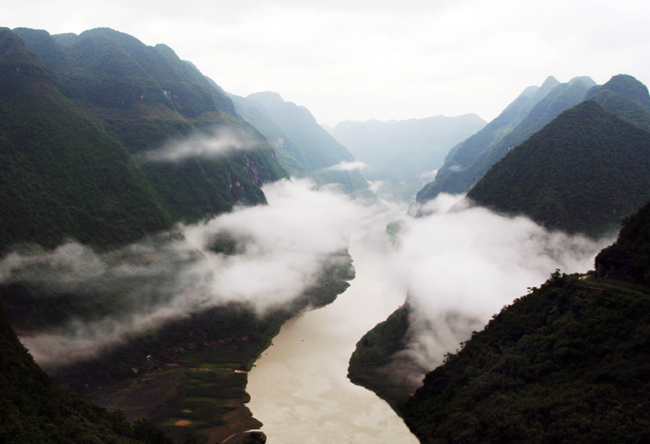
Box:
247;208;419;444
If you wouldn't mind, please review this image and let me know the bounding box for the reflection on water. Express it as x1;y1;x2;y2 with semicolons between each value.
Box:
247;214;419;443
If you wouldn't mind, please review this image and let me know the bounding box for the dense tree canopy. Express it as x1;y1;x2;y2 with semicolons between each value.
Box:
468;100;650;236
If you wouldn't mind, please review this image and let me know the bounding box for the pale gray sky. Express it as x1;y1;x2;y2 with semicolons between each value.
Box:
4;0;650;125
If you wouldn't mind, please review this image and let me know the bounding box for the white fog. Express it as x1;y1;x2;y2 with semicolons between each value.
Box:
1;179;613;442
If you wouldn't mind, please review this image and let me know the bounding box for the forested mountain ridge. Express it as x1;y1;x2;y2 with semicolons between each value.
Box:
416;76;595;204
585;74;650;131
595;199;650;287
402;271;650;443
467;99;650;236
0;28;171;251
0;296;175;444
0;26;356;443
401;199;650;442
415;76;560;201
352;200;650;443
0;27;286;252
327;114;486;201
230;91;373;197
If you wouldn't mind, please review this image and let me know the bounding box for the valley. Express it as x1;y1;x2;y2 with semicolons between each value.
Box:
3;23;650;444
246;201;418;443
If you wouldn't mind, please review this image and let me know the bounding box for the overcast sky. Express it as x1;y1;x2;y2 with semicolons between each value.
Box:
4;0;650;125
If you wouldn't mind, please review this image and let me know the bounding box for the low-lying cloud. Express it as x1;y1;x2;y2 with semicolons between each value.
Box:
381;193;613;388
138;125;266;163
2;185;615;384
2;179;367;367
420;169;438;181
324;160;368;171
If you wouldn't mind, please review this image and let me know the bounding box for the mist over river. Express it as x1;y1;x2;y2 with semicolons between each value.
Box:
246;192;608;443
5;179;607;442
247;202;420;443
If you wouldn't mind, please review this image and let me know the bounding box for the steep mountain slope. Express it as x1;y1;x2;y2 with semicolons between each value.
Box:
351;200;650;443
401;202;650;443
585;74;650;131
1;26;359;444
595;200;650;286
348;302;414;409
467;100;650;236
0;28;171;251
417;76;595;203
402;272;650;444
415;76;559;200
327;114;486;200
231;91;373;197
12;27;286;226
0;296;173;444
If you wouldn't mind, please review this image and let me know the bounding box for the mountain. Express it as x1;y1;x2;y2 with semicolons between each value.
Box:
595;199;650;287
417;76;596;204
230;91;373;197
0;28;171;251
351;74;650;438
9;27;285;236
348;302;415;409
0;296;174;444
585;74;650;131
401;199;650;442
467;99;650;237
351;200;650;443
0;26;356;443
327;115;486;201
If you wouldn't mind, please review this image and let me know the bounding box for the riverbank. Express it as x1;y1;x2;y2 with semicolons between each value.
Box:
247;220;419;443
37;251;356;443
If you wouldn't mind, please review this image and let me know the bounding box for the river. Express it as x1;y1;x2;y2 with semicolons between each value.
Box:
247;205;419;444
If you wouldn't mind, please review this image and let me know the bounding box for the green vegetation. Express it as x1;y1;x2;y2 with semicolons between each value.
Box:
0;28;171;251
596;200;650;286
417;76;596;203
0;25;354;443
1;27;286;253
27;251;355;442
401;271;650;444
0;249;353;443
392;200;650;443
585;74;650;131
348;303;415;409
418;75;650;241
230;92;373;198
0;297;176;444
467;100;650;236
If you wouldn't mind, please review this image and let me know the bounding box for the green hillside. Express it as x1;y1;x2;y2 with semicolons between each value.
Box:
0;28;171;251
0;25;358;444
0;296;175;444
595;200;650;287
231;91;372;197
10;27;286;231
585;74;650;131
350;200;650;443
417;77;595;204
416;77;560;200
467;100;650;236
402;267;650;443
349;198;650;443
348;302;415;409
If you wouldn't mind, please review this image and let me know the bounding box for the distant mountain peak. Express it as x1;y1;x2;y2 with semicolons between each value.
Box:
566;76;597;89
587;74;650;110
541;75;560;87
520;85;540;98
246;91;286;108
529;75;561;102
